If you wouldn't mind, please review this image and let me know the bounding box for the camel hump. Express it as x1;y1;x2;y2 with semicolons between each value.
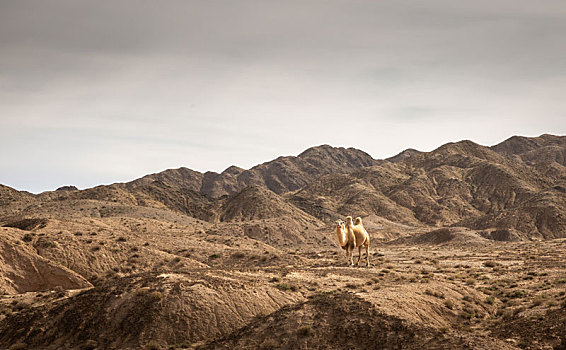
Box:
354;217;363;225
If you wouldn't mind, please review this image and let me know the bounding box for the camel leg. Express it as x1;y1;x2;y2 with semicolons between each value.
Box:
365;244;370;267
356;246;361;266
348;247;354;266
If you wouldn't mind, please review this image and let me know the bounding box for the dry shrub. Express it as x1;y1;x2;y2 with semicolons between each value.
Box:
36;237;57;248
173;340;191;349
232;251;246;259
145;342;161;350
149;291;163;301
531;297;545;307
424;289;445;299
297;326;314;337
259;338;279;350
82;339;98;350
135;288;151;296
275;283;296;291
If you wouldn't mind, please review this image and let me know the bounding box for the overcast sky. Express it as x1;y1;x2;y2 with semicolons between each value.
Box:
1;0;565;193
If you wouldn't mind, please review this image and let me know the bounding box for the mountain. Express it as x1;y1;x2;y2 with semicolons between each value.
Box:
0;185;34;208
3;136;566;239
2;134;566;350
491;134;566;166
216;185;320;224
288;164;421;225
127;145;378;199
285;137;566;239
0;272;300;349
386;148;422;163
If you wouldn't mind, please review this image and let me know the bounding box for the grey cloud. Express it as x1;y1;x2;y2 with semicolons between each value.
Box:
1;0;565;192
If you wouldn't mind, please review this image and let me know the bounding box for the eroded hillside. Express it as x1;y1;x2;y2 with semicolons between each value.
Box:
1;134;565;349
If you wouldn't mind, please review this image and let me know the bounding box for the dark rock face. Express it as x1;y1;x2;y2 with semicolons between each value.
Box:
55;186;78;192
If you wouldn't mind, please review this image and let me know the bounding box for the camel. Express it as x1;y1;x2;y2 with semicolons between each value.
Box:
346;216;370;266
335;219;355;265
336;216;370;266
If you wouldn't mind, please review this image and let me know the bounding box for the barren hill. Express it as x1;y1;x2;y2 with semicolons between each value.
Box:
285;137;566;239
216;185;320;225
491;134;566;166
125;145;378;199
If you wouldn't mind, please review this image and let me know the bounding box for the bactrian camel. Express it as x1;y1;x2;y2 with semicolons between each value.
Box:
335;216;370;266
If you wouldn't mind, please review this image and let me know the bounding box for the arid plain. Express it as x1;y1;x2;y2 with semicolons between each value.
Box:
1;134;565;349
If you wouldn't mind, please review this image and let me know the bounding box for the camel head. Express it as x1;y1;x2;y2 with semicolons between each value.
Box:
335;219;345;229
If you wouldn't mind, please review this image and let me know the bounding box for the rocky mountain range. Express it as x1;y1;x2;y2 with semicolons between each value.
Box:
5;134;563;239
1;134;566;350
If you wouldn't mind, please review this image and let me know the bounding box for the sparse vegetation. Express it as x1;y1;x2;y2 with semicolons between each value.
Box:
82;339;98;350
297;325;314;337
531;296;545;307
36;237;57;248
259;338;279;350
169;340;191;349
135;288;151;296
232;251;246;259
145;342;161;350
9;343;27;350
148;291;163;301
424;289;445;299
508;290;528;299
275;283;296;291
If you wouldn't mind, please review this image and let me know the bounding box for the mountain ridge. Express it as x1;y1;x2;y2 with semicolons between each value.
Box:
2;134;565;238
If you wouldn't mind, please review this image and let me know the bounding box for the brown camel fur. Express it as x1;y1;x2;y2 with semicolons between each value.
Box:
335;219;356;265
344;216;370;266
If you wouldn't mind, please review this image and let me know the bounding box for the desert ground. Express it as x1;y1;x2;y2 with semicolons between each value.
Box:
1;134;565;349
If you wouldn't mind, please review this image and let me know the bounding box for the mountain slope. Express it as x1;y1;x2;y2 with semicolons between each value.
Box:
127;145;378;199
285;137;566;238
217;185;320;224
2;135;566;239
491;134;566;166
